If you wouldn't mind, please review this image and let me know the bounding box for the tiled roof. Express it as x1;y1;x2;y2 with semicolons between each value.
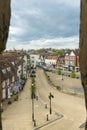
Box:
45;55;58;60
0;50;28;83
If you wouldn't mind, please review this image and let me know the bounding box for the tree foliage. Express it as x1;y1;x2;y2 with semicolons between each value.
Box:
57;68;61;75
53;50;63;56
70;70;76;78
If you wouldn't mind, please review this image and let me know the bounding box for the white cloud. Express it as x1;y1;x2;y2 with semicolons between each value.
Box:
7;0;80;50
7;35;79;50
9;26;23;35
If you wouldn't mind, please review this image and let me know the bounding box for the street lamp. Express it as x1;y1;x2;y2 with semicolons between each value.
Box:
31;83;35;122
62;73;64;80
48;92;54;114
62;73;64;91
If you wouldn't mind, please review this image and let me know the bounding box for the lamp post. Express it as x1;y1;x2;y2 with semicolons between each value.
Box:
62;73;64;91
31;83;35;122
48;92;54;114
62;73;64;80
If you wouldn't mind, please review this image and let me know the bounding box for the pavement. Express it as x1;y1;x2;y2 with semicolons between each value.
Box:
35;69;86;130
1;78;63;130
46;71;84;97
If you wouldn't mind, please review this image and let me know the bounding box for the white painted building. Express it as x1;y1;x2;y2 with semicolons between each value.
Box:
2;81;6;99
22;55;28;78
45;59;57;66
1;68;11;99
45;56;57;66
6;78;11;99
30;54;40;68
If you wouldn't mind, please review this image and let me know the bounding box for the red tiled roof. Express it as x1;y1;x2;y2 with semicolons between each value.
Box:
45;55;58;60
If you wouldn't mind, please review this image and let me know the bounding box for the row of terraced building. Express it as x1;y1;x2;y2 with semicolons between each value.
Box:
0;50;29;101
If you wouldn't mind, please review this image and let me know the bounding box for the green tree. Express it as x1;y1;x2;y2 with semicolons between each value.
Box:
70;70;76;78
57;68;61;75
31;78;36;98
31;77;35;84
53;50;63;56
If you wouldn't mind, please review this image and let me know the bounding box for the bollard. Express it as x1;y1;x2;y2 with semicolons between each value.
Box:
36;96;38;100
45;104;47;109
46;114;49;121
34;120;36;127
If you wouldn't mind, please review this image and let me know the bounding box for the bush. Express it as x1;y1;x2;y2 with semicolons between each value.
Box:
57;68;61;75
31;77;35;83
70;70;76;78
8;100;12;105
56;86;61;90
31;77;36;99
14;95;18;101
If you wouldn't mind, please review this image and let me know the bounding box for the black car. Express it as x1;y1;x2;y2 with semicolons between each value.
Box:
30;69;36;77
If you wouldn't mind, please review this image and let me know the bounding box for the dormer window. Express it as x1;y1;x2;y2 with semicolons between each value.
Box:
7;67;11;71
2;81;5;88
66;53;68;56
11;62;14;65
2;69;6;74
32;61;34;63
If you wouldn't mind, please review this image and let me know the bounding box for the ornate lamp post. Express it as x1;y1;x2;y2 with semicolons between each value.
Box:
31;83;35;121
31;80;37;126
48;92;54;114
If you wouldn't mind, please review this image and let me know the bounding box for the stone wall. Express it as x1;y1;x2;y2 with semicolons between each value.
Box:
0;0;11;53
79;0;87;75
0;1;11;129
79;0;87;129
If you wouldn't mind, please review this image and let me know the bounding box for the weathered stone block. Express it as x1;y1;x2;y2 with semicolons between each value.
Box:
0;0;11;53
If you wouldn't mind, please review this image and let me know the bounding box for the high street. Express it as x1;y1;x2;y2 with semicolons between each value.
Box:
2;71;61;130
2;68;86;130
35;68;86;130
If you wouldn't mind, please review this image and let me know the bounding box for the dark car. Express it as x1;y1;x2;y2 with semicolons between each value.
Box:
30;69;36;77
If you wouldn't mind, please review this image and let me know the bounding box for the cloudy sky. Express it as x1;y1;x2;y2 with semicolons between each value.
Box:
6;0;80;50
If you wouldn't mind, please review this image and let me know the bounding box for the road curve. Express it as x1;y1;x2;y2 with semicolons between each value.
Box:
36;68;86;130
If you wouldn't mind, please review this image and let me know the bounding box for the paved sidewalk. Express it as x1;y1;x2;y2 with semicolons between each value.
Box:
2;79;33;130
46;72;84;96
33;99;63;130
2;78;62;130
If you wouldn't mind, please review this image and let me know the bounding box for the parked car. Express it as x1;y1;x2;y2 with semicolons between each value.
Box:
30;69;36;77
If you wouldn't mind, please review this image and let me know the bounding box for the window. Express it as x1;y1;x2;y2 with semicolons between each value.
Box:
6;79;9;86
2;81;5;88
7;67;11;71
11;62;14;65
2;69;6;74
